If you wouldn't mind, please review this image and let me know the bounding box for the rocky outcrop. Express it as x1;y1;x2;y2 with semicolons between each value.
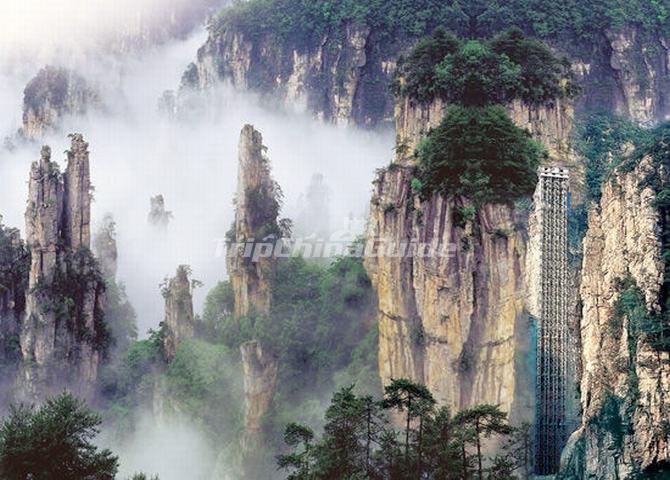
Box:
227;124;280;317
20;67;100;141
239;340;279;477
559;155;670;478
227;124;281;476
184;23;399;127
365;94;579;424
161;265;196;361
186;11;670;128
0;224;28;371
19;135;107;401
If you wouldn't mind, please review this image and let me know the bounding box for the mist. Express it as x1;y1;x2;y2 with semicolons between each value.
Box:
100;414;220;480
0;31;393;337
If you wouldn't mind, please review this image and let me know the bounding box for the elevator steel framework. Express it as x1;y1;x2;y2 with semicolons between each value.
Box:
534;166;571;475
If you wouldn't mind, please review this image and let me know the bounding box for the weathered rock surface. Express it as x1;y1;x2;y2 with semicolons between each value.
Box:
227;124;279;317
365;93;579;425
0;224;28;375
162;265;196;361
20;136;107;401
186;16;670;127
226;124;281;477
20;67;100;141
184;23;398;127
239;340;279;476
559;156;670;478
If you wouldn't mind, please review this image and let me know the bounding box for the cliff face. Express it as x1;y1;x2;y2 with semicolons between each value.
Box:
21;67;100;141
185;25;398;127
20;135;107;401
226;124;281;476
364;97;574;422
188;18;670;127
162;265;196;361
0;226;28;373
559;156;670;478
581;27;670;125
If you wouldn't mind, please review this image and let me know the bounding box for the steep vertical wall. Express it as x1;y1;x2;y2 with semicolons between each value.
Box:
227;124;281;476
20;135;107;401
184;23;398;127
162;265;195;361
0;226;28;387
186;13;670;128
559;156;670;478
365;97;575;423
20;68;100;141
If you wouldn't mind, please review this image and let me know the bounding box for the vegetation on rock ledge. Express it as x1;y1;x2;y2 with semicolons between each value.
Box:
415;105;544;204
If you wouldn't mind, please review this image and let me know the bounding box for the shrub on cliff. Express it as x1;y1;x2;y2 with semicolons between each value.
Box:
416;106;545;204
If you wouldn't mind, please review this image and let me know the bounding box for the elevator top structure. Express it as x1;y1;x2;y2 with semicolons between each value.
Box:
538;165;569;180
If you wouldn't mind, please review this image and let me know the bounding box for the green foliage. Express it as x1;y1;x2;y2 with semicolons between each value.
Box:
164;339;243;439
575;113;650;203
416;105;544;204
98;329;165;435
278;380;523;480
211;0;466;45
213;0;670;54
0;217;29;308
200;281;234;338
105;280;138;356
398;28;573;106
434;39;521;106
589;392;626;449
31;247;110;351
0;393;118;480
394;28;460;104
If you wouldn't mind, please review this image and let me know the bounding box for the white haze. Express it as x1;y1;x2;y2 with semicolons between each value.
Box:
99;414;218;480
0;13;393;478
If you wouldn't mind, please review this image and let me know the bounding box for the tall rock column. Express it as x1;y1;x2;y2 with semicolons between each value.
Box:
560;155;670;478
63;134;92;250
161;265;195;361
227;124;281;477
20;136;107;401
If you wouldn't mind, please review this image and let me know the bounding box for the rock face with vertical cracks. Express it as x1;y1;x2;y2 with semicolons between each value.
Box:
559;156;670;478
21;67;100;141
227;124;279;318
20;135;107;401
162;265;195;361
365;95;576;424
227;124;281;476
239;340;279;477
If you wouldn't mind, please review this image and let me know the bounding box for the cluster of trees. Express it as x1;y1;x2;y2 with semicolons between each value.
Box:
278;379;532;480
0;392;157;480
414;105;544;204
401;28;572;204
396;28;575;106
212;0;670;49
201;254;380;447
